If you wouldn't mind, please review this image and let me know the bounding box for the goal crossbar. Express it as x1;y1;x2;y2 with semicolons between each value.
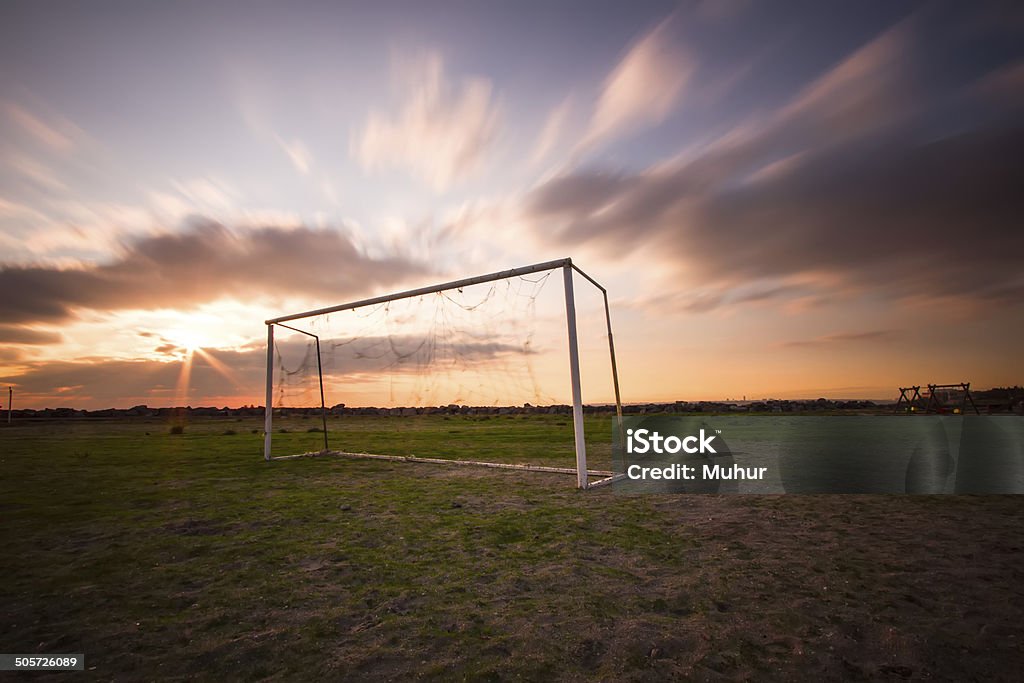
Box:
266;258;573;324
263;257;622;489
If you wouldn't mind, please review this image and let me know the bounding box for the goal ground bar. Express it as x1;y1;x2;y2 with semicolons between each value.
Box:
586;473;628;489
271;449;615;480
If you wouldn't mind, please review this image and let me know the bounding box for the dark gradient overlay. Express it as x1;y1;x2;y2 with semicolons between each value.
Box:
613;416;1024;493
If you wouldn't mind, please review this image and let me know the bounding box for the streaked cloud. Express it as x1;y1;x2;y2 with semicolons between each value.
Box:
0;325;63;345
783;330;900;348
4;199;155;261
353;52;501;191
3;102;80;151
531;96;574;166
578;19;693;152
694;0;751;24
974;59;1024;106
1;335;532;407
6;155;68;191
779;21;913;140
0;221;427;324
527;19;1024;311
276;137;312;175
531;120;1024;307
620;282;812;315
170;177;237;210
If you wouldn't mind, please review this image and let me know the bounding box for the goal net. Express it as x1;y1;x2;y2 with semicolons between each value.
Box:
263;258;622;489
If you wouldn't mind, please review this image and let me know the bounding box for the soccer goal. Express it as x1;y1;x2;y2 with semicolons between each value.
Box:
262;258;622;489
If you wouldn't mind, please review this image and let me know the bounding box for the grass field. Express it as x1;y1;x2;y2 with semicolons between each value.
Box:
2;415;1023;680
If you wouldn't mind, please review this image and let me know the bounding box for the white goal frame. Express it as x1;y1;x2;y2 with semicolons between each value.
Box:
262;258;623;489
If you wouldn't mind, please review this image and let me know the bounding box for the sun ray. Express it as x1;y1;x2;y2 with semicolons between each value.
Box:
174;349;195;406
192;347;242;388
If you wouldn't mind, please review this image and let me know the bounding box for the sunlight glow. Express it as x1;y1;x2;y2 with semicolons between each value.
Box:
165;328;218;353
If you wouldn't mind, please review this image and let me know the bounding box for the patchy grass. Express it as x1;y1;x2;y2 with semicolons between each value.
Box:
0;416;1022;680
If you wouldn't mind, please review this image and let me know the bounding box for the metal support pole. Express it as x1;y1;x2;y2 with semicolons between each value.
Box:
602;291;623;422
264;323;274;460
315;336;328;451
276;322;329;451
7;386;11;424
563;265;588;489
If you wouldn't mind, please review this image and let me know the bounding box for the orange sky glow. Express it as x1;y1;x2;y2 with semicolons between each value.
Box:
1;2;1021;409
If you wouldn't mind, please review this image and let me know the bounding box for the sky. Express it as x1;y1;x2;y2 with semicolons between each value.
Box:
1;0;1022;409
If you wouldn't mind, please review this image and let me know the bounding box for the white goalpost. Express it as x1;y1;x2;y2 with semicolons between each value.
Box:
262;258;622;489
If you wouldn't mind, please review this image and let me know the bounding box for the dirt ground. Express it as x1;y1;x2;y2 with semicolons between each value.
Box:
1;417;1022;680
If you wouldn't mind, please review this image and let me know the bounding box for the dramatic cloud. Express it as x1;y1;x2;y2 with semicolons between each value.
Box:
2;335;534;408
783;330;900;348
579;19;693;151
778;22;913;141
533;121;1024;305
621;282;811;315
1;356;240;408
0;325;62;345
0;221;427;324
527;21;1024;310
354;53;501;191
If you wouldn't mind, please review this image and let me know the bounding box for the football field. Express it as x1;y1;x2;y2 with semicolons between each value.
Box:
2;415;1022;680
